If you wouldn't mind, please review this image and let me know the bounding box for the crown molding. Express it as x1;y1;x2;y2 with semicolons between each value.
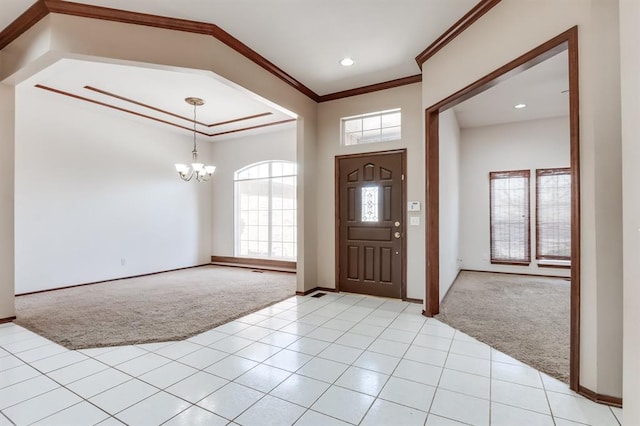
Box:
1;0;493;102
415;0;502;68
0;0;48;50
1;0;320;101
318;75;422;103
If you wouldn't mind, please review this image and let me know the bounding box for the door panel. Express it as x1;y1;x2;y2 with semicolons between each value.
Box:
337;151;405;298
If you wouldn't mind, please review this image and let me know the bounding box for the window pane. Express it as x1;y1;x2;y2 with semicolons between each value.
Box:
258;242;268;255
282;162;296;176
272;196;283;210
258;226;268;241
362;186;380;222
272;226;283;241
363;115;381;131
282;194;295;209
248;194;258;210
537;168;571;260
235;161;297;260
248;211;258;226
344;131;362;146
272;210;283;226
256;210;267;226
344;118;362;133
258;163;269;178
490;170;530;263
341;109;401;146
258;195;268;210
248;226;258;241
249;240;258;253
283;243;295;258
272;162;283;177
239;241;248;256
240;193;249;209
283;226;295;243
282;210;295;226
381;111;401;128
380;126;401;141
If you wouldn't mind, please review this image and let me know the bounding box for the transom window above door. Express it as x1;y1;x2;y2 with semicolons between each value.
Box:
341;109;401;146
234;161;297;260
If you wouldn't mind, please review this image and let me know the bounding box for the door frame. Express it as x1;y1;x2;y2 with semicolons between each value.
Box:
335;149;408;300
423;26;580;391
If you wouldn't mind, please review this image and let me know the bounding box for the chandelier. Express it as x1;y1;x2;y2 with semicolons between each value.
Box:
175;97;216;182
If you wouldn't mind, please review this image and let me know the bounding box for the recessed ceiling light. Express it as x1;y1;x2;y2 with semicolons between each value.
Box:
340;57;355;67
514;103;527;109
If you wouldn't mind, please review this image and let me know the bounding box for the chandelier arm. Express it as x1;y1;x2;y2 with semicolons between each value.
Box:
178;169;194;182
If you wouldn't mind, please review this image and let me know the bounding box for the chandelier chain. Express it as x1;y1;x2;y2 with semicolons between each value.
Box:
174;97;216;182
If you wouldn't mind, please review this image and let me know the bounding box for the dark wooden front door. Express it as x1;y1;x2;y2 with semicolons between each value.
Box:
337;151;405;298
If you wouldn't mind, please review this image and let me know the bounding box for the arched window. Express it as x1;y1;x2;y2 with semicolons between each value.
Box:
234;161;297;260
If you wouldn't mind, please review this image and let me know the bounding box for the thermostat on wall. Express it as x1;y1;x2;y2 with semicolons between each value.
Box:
408;201;421;212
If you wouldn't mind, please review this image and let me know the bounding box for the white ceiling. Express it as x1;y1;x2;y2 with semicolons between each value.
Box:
0;0;32;31
453;50;569;128
18;58;296;140
1;0;478;96
3;0;569;137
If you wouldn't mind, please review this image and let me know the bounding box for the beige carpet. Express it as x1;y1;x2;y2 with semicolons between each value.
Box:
15;265;296;350
436;270;570;383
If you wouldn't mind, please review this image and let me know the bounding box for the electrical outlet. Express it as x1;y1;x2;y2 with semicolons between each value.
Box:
482;253;489;261
121;258;126;266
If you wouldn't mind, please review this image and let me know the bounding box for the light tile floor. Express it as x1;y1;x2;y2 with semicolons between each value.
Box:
0;292;624;426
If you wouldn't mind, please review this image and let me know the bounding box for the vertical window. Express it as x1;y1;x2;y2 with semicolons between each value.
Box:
536;168;571;260
235;161;297;260
490;170;531;264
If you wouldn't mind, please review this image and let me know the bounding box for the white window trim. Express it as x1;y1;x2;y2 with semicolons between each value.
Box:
341;108;401;146
234;161;297;261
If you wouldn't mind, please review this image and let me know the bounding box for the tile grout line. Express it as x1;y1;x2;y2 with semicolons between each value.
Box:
353;301;414;424
0;293;612;426
424;321;456;420
3;347;118;425
488;339;493;425
539;369;558;425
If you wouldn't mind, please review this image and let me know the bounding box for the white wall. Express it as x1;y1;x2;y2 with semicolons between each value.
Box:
460;117;570;277
421;0;623;397
210;127;296;257
620;0;640;421
317;83;424;300
438;109;461;300
1;12;319;299
14;85;213;294
0;83;15;318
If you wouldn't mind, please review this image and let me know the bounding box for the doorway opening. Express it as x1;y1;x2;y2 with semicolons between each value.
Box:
423;27;580;391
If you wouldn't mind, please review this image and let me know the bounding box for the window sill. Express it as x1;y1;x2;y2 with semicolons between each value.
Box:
211;256;296;272
537;262;571;269
490;260;531;266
